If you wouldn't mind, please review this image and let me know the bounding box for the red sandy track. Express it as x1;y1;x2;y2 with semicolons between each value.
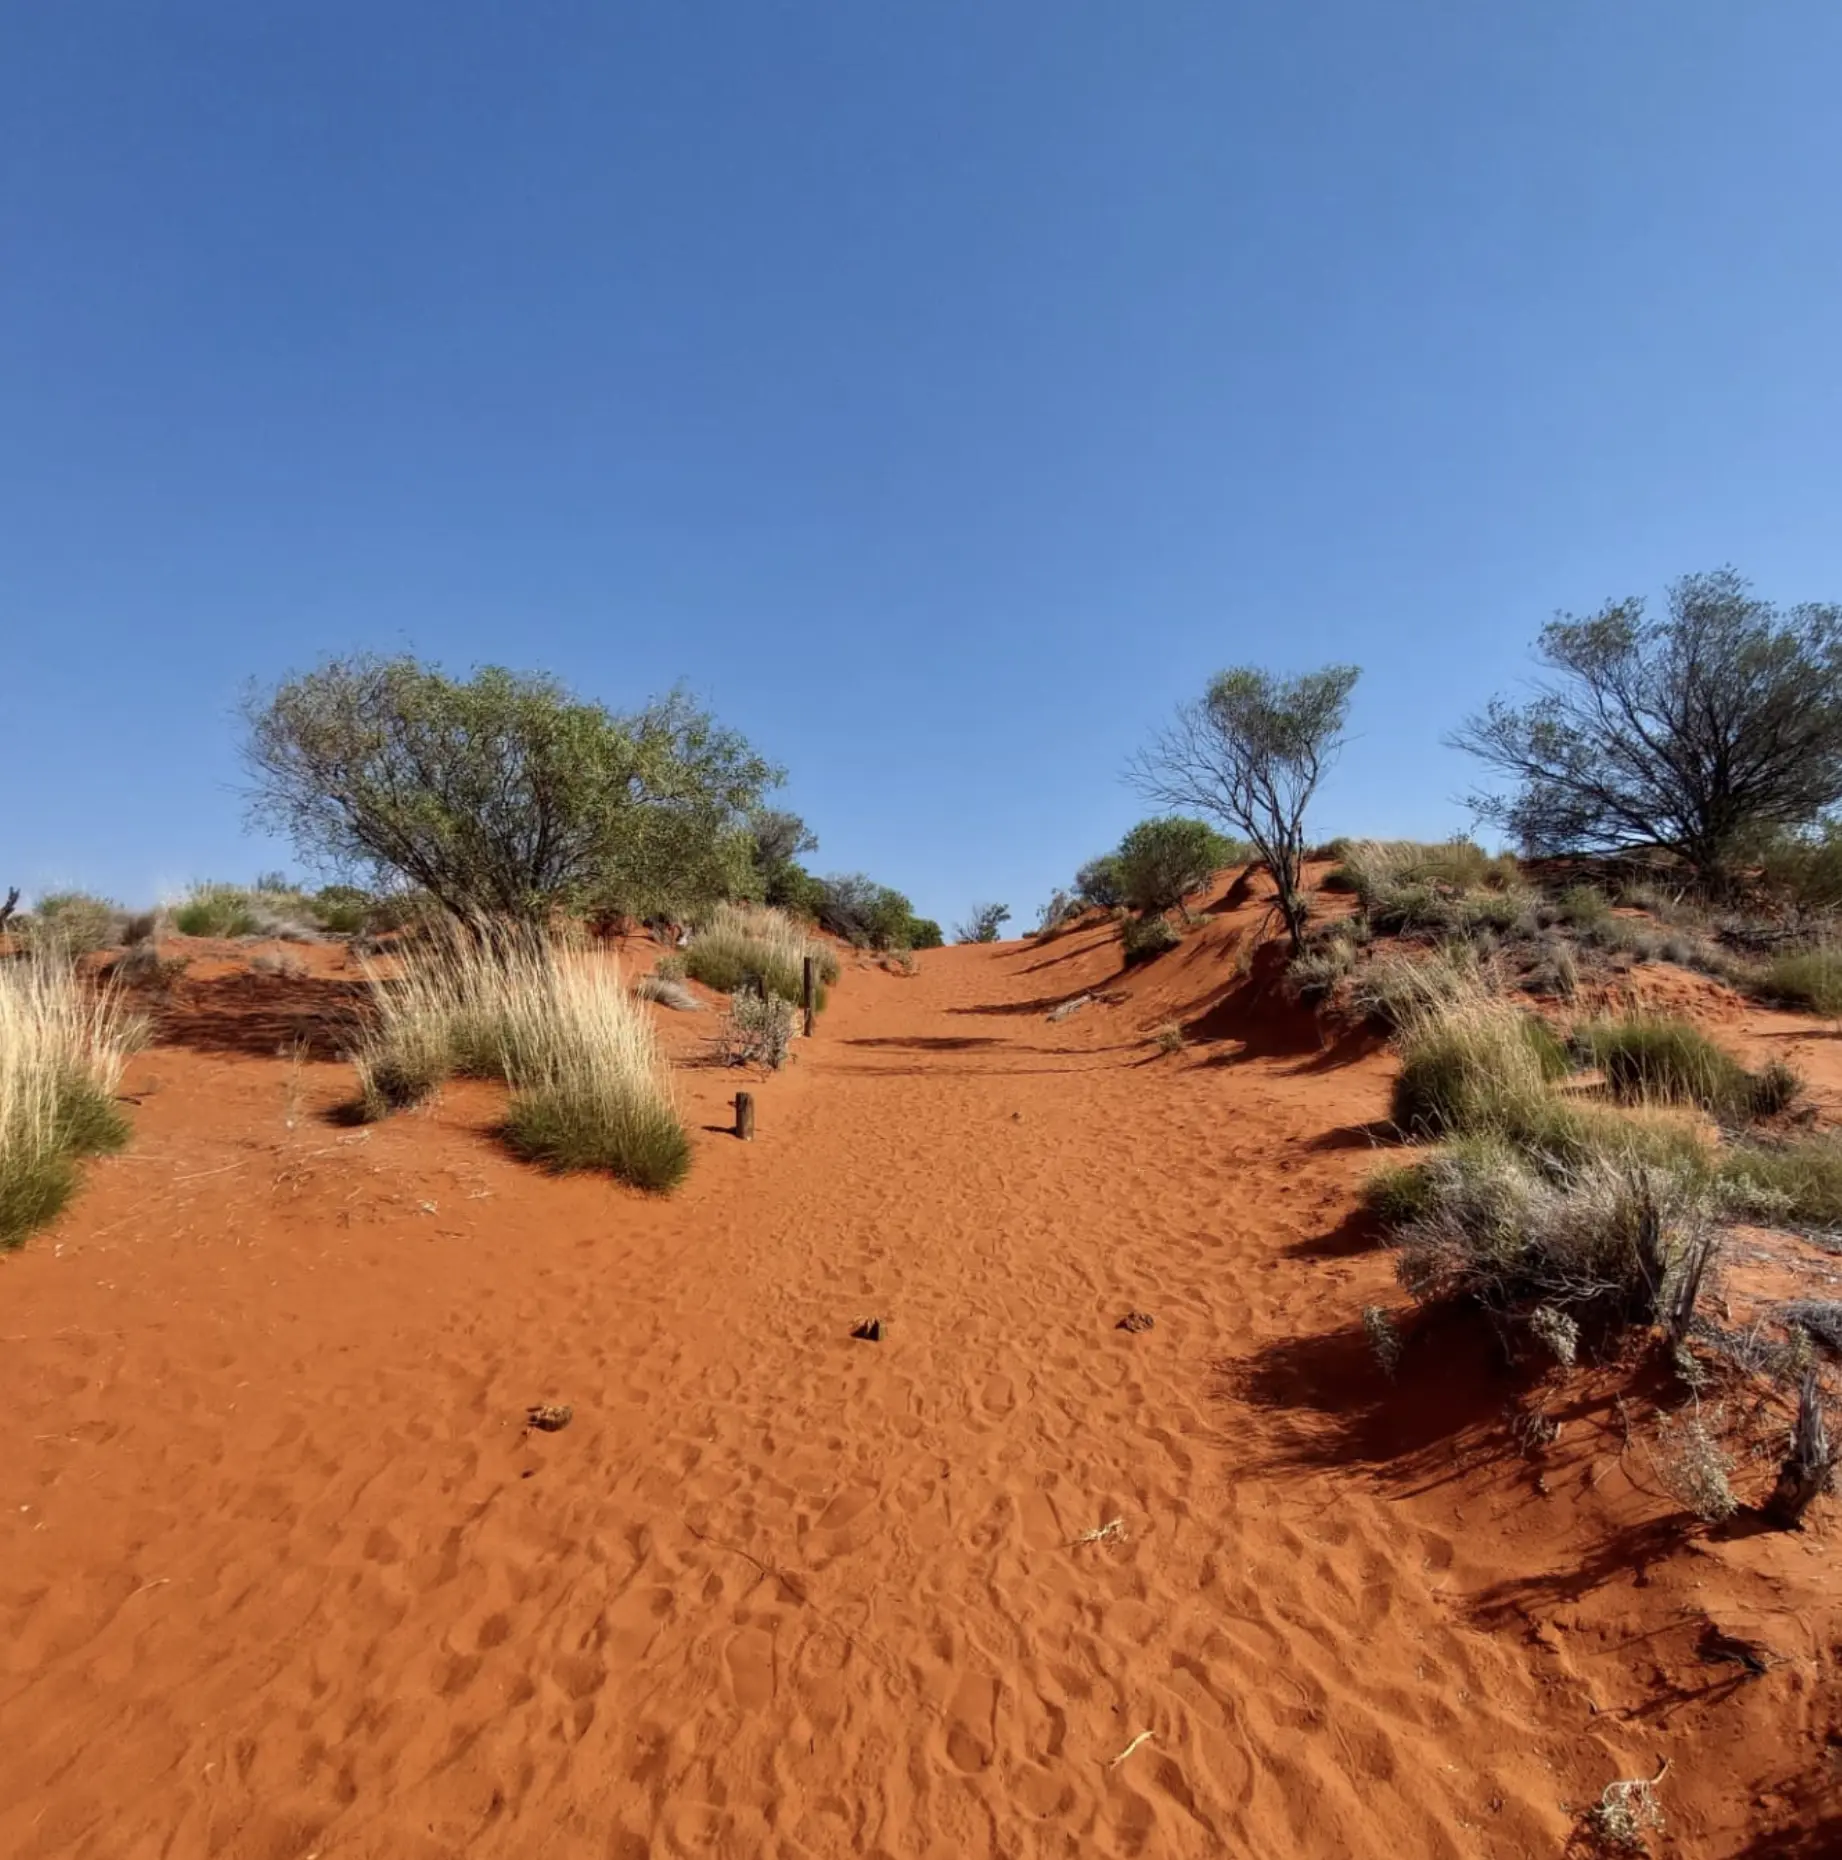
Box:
3;888;1840;1858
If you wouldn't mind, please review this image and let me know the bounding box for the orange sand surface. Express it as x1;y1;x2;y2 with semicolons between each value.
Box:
4;885;1840;1857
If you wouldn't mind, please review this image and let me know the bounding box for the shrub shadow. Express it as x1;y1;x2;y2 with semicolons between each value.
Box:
144;972;373;1062
846;1035;1007;1052
1284;1204;1386;1258
1306;1118;1401;1153
1223;1307;1523;1478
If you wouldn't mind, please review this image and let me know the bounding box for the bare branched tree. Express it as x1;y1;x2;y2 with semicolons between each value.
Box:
1127;665;1359;952
1453;569;1842;890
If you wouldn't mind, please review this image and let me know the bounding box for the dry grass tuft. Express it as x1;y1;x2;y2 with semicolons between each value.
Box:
682;903;838;1007
0;951;148;1246
633;971;704;1011
353;926;689;1191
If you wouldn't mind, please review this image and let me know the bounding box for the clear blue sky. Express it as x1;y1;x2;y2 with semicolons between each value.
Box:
6;3;1841;928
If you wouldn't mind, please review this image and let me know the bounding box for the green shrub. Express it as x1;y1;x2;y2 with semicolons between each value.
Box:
1393;1140;1719;1333
1121;911;1183;965
1757;823;1842;916
1759;948;1842;1017
310;885;376;934
1362;1160;1440;1227
171;884;262;938
1577;1013;1799;1121
24;892;124;957
1552;885;1612;931
954;902;1012;944
681;903;836;1006
1720;1134;1842;1228
1074;853;1128;910
810;874;928;950
1114;818;1247;914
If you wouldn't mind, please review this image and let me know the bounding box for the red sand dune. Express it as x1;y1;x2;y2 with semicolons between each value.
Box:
4;877;1840;1857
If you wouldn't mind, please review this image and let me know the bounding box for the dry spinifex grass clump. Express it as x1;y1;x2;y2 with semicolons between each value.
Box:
0;950;148;1246
682;902;838;1007
353;924;689;1191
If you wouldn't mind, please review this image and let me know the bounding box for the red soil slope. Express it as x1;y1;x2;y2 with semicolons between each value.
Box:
3;886;1839;1858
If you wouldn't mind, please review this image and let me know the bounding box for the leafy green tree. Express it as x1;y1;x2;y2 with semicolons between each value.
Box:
1129;664;1359;952
242;655;777;924
1454;570;1842;889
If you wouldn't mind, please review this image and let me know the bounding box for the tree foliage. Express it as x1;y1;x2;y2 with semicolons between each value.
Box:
954;902;1011;944
1128;665;1358;951
1074;854;1127;911
810;873;932;950
242;655;777;923
1454;569;1842;887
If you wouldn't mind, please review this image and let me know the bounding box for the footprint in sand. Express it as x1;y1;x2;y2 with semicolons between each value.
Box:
944;1669;998;1772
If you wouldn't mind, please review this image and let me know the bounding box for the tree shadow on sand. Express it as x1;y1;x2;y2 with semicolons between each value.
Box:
1182;947;1387;1073
138;971;373;1062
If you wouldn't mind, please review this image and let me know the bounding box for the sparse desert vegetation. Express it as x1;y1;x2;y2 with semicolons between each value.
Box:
0;950;147;1246
12;592;1842;1860
352;927;690;1191
681;902;839;1007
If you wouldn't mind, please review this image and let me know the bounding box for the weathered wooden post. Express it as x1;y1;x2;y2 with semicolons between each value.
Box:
802;955;816;1038
734;1091;755;1140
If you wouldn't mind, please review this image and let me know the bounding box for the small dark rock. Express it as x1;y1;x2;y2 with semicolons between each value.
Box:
851;1318;884;1342
1117;1312;1155;1334
526;1402;573;1432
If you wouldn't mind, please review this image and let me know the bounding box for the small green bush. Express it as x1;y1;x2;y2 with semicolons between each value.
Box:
1552;885;1612;932
682;903;836;1007
1577;1013;1799;1121
310;885;375;934
1121;911;1183;965
171;884;262;938
1362;1160;1440;1227
1393;1141;1719;1334
503;1080;691;1190
1720;1134;1842;1228
1759;948;1842;1018
1074;854;1128;910
24;893;124;956
1114;818;1247;914
1757;823;1842;916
